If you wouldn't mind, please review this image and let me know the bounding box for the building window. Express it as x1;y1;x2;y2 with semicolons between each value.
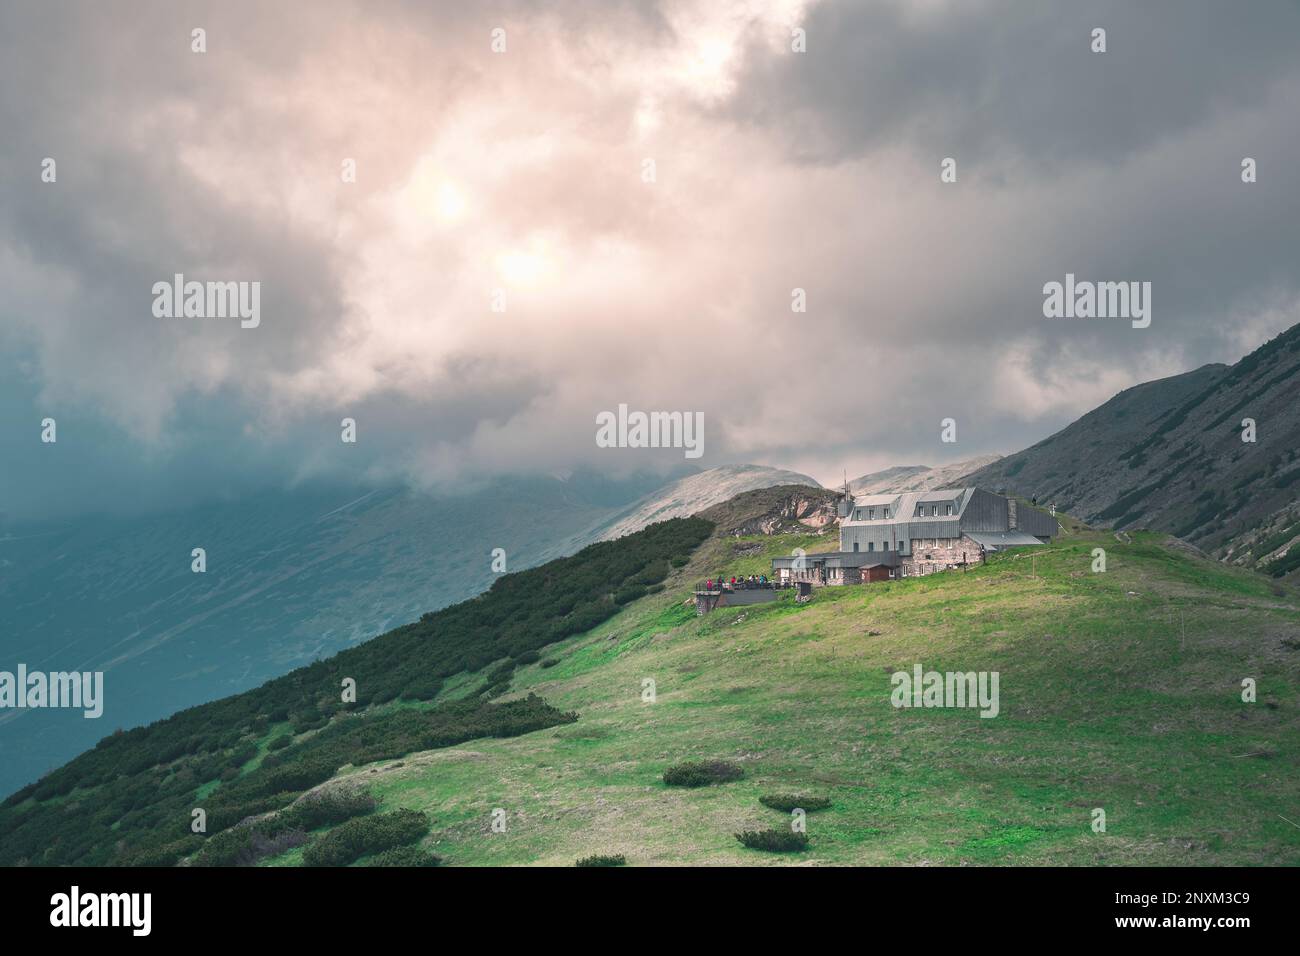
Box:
930;505;938;516
882;507;889;518
853;542;859;552
868;541;875;551
868;508;874;519
945;504;953;516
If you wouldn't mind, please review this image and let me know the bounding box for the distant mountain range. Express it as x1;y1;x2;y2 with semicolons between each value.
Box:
848;455;1003;495
964;323;1300;577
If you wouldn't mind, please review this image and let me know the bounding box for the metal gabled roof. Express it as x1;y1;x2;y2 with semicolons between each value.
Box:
843;486;975;526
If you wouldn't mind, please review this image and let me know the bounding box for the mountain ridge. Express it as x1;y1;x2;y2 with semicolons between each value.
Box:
849;455;1003;495
962;323;1300;576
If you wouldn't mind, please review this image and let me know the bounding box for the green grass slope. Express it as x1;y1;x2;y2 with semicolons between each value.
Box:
311;524;1300;866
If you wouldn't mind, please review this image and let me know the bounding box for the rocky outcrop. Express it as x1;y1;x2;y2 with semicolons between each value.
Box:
594;464;821;541
698;485;839;536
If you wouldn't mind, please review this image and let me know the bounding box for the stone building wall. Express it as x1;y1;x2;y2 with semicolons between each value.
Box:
900;534;985;577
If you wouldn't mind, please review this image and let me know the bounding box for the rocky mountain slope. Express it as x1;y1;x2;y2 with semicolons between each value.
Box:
696;483;840;536
592;464;820;541
849;455;1002;495
964;323;1300;576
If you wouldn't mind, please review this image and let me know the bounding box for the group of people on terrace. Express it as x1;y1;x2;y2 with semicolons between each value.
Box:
703;573;771;592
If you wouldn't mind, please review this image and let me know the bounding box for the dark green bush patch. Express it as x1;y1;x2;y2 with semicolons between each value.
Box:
662;760;744;787
302;809;430;867
360;845;442;867
283;787;377;831
735;829;809;853
575;853;626;867
117;835;205;868
192;815;310;867
759;793;831;813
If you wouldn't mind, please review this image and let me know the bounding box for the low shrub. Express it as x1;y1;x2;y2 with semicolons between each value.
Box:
228;743;258;768
193;818;309;867
241;755;341;798
283;787;377;831
302;809;430;867
735;829;809;853
203;791;300;835
266;734;293;752
360;845;442;867
662;760;744;787
614;585;647;605
399;677;443;702
575;854;626;867
119;835;205;868
484;660;516;684
539;658;559;669
759;793;831;813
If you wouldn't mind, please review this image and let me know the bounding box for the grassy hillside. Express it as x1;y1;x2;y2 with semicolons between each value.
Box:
301;521;1300;866
6;495;1298;866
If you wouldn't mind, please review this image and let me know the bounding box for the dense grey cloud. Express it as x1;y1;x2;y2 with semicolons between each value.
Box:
1;0;1298;520
729;1;1300;168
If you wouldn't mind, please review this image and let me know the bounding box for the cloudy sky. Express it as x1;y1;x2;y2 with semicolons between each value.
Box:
2;0;1299;520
